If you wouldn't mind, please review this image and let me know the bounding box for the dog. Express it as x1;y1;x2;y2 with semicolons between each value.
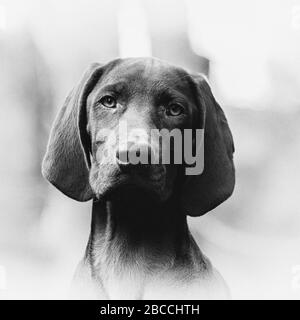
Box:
42;57;235;299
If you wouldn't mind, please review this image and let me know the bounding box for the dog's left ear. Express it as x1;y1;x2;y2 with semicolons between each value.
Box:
42;63;104;201
181;74;235;216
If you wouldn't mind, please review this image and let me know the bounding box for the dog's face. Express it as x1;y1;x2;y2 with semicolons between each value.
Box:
86;58;197;202
42;57;235;216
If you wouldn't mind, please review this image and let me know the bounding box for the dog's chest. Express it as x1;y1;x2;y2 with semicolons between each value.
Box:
72;259;229;299
100;263;175;299
101;268;229;300
104;270;145;299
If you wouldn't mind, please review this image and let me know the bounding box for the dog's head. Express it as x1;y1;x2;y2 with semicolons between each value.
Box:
42;58;235;216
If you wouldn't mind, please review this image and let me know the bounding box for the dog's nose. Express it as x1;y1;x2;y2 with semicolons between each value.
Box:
116;143;155;167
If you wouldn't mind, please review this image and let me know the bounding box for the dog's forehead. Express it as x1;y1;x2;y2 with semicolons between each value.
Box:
101;58;191;93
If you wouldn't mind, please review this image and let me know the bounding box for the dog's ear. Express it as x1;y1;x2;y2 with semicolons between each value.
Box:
42;63;104;201
181;74;235;216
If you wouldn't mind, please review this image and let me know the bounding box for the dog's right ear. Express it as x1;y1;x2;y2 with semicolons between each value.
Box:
42;63;104;201
181;73;235;216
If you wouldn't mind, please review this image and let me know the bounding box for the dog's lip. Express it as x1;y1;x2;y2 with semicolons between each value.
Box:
98;172;165;201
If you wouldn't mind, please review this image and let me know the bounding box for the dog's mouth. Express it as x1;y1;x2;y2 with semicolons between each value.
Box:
104;183;162;204
94;169;168;203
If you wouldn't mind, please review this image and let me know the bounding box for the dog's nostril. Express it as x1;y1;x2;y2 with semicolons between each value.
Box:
145;146;154;164
116;145;155;167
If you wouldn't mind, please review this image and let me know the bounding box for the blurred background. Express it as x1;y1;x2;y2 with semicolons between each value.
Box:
0;0;300;299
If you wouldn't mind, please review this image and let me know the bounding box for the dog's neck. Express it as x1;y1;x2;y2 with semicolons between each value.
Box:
85;190;205;277
81;190;211;299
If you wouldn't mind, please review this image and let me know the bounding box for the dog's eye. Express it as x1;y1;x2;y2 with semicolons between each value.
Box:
166;103;184;116
99;95;117;108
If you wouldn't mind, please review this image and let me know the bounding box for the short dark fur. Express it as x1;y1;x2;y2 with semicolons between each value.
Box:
42;57;235;299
